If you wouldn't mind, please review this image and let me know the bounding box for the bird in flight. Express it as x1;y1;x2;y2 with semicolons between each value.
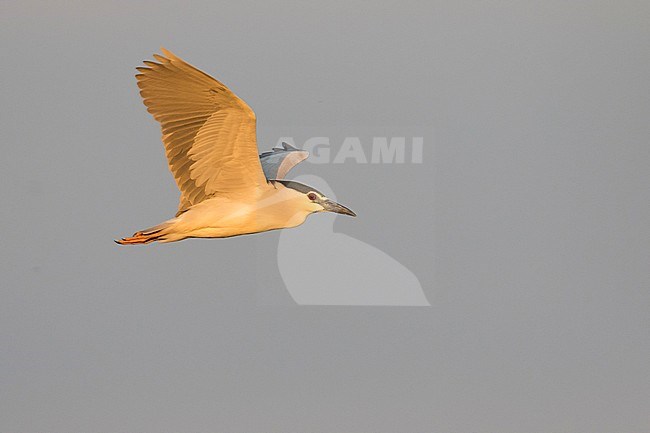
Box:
116;48;355;245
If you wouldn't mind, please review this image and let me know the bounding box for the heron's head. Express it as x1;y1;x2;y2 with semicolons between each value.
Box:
274;180;356;217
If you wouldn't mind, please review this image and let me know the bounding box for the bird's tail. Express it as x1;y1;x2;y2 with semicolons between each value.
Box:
115;222;172;245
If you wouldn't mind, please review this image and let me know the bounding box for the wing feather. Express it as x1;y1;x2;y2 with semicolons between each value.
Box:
259;143;309;179
136;48;266;215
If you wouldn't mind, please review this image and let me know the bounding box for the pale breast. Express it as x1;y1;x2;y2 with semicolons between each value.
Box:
171;185;310;238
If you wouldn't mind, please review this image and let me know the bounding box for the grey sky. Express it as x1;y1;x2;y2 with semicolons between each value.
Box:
1;1;649;432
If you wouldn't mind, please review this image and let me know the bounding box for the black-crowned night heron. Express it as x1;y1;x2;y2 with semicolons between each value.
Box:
116;48;355;245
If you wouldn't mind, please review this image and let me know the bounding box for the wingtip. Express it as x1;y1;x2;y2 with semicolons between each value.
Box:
282;141;298;150
152;53;169;63
159;46;175;58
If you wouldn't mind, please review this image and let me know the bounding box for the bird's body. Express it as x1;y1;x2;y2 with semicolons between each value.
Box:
117;49;354;245
120;182;319;243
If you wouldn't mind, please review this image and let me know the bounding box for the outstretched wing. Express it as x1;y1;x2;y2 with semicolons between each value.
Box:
136;48;267;215
259;142;309;180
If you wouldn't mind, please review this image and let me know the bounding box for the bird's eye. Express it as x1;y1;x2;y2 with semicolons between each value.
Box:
307;192;318;201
